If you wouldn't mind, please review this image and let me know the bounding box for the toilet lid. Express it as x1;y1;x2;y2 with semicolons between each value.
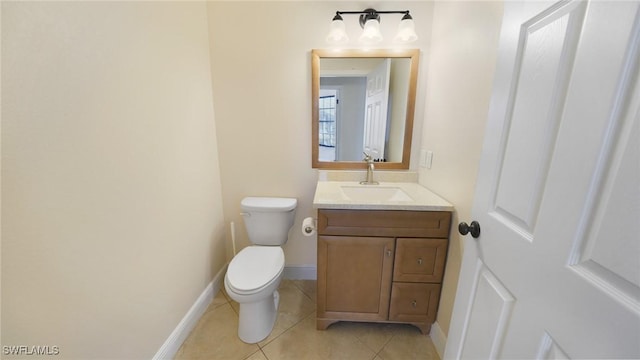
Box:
241;197;297;212
227;246;285;293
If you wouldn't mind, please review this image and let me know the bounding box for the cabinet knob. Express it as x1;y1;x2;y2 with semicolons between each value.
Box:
417;258;423;265
386;250;392;257
411;300;417;308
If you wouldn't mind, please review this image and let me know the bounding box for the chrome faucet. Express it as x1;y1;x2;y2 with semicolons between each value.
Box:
360;152;379;185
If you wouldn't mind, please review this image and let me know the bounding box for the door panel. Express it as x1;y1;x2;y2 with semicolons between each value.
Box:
363;59;390;161
458;261;515;360
567;25;640;311
537;332;569;360
493;1;586;236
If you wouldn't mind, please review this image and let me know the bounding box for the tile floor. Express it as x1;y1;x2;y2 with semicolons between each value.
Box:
174;280;440;360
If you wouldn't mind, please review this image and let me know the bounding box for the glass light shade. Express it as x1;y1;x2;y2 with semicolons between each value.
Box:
326;19;349;44
359;19;383;43
394;18;418;43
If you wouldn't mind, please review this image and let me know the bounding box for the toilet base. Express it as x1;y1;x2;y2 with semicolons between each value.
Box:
237;290;280;343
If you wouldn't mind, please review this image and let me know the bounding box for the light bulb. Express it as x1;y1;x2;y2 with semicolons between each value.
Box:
359;19;383;44
326;15;348;44
394;15;418;43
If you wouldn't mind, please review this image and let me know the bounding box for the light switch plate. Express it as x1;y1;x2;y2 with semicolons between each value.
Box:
426;151;433;169
420;149;427;168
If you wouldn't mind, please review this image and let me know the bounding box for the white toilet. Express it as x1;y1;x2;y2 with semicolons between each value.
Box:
224;196;297;343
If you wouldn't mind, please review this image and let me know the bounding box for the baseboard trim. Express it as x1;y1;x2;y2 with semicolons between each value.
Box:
430;320;447;359
153;264;228;360
283;265;317;280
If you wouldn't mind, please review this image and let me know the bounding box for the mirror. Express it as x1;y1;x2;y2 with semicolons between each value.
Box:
312;49;419;169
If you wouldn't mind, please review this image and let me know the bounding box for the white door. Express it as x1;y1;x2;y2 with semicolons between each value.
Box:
445;1;640;359
363;59;391;161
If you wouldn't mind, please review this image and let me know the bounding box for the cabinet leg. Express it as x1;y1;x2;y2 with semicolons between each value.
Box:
317;319;339;330
412;322;432;335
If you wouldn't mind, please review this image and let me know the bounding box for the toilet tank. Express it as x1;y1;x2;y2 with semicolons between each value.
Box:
241;197;297;246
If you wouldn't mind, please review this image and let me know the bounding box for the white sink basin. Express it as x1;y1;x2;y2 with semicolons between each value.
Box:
313;181;454;210
340;185;413;202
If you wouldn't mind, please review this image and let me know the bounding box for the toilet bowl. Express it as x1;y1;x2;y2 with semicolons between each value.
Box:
224;196;297;343
224;246;285;343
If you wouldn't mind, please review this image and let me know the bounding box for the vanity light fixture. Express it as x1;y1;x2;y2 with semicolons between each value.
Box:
326;8;418;44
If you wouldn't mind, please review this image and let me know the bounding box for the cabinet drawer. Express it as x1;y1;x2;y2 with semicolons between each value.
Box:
317;209;451;238
393;238;448;283
389;283;441;324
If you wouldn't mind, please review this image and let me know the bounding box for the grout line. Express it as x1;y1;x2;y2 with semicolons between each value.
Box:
220;288;240;316
354;337;379;360
354;337;380;360
258;281;318;349
224;280;319;355
242;348;267;360
257;299;316;350
258;349;268;360
226;280;317;351
374;336;395;360
289;280;317;304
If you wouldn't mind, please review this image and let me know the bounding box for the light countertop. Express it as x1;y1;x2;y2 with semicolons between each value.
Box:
313;181;454;211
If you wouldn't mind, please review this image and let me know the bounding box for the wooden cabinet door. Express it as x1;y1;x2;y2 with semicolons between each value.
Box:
317;235;394;321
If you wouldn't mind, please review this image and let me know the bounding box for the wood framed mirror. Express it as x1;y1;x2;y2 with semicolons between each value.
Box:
311;49;420;169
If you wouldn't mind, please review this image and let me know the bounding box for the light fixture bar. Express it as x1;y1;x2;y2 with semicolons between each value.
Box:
326;8;417;44
334;10;410;16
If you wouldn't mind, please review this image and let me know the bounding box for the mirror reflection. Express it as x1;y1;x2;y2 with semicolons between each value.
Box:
312;49;419;169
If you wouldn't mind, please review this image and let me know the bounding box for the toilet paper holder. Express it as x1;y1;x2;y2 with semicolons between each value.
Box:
302;217;317;235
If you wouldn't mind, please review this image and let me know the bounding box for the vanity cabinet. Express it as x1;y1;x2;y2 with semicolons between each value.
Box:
316;209;451;334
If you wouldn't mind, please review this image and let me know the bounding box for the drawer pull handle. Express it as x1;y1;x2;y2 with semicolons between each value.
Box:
386;250;392;257
417;258;423;265
412;300;417;308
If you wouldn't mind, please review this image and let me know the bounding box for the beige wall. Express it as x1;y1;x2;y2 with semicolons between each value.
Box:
206;1;434;267
1;2;226;358
419;1;504;335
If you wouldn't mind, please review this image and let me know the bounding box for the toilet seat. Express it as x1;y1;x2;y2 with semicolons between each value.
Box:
226;246;284;294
